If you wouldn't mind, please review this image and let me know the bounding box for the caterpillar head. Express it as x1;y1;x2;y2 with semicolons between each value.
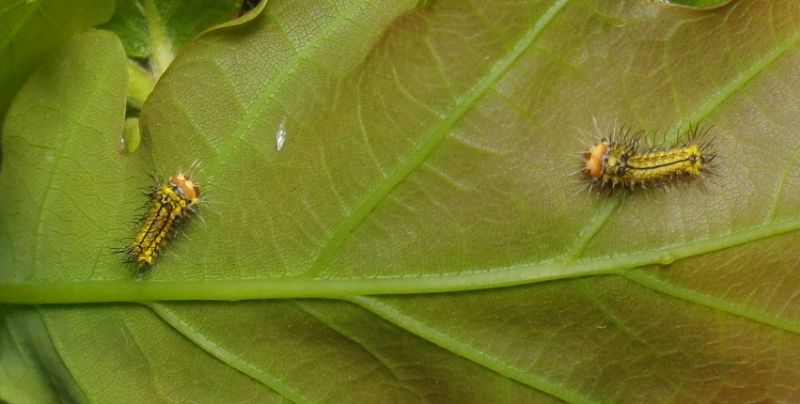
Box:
169;174;201;204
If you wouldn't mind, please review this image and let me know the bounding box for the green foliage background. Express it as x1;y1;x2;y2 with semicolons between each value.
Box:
1;0;799;402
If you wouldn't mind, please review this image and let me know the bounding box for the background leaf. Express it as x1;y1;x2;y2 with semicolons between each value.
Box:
2;0;800;402
100;0;243;76
0;0;113;121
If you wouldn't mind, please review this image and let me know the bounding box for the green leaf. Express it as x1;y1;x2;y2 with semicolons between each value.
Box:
0;29;140;284
0;0;113;121
2;0;800;402
100;0;243;77
0;306;60;404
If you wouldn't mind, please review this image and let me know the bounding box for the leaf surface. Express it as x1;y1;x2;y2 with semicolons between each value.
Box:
2;0;800;402
0;0;113;120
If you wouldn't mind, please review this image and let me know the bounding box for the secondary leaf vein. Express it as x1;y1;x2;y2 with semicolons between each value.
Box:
306;0;573;276
148;303;309;403
623;270;800;335
350;296;595;404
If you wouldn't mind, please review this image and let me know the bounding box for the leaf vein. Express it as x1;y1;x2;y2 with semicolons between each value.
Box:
350;296;595;404
148;303;309;403
306;0;573;276
293;301;425;401
623;270;800;335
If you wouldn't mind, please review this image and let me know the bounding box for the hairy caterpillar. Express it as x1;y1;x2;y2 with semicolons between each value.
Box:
582;125;716;191
120;173;201;274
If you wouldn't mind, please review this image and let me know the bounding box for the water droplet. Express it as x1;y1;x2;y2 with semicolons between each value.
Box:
120;117;141;154
275;119;287;151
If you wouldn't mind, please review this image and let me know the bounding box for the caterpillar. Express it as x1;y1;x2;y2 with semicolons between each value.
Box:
120;173;201;275
582;125;716;191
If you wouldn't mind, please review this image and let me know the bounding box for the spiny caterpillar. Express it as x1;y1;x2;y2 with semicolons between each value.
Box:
121;173;200;274
582;125;716;192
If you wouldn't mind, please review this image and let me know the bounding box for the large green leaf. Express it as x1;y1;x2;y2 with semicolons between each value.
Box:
0;0;113;121
3;0;800;402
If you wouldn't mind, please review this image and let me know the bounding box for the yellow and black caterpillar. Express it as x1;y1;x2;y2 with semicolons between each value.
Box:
582;125;716;191
120;173;200;274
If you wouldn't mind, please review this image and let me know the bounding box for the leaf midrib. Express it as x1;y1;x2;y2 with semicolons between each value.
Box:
5;212;800;303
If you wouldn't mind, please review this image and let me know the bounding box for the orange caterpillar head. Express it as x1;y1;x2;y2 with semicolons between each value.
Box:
582;138;636;189
583;140;609;180
169;173;201;203
583;139;628;180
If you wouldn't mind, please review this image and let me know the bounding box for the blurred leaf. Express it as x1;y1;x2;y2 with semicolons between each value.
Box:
0;0;113;121
100;0;242;76
2;0;800;402
0;306;59;404
126;60;156;109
